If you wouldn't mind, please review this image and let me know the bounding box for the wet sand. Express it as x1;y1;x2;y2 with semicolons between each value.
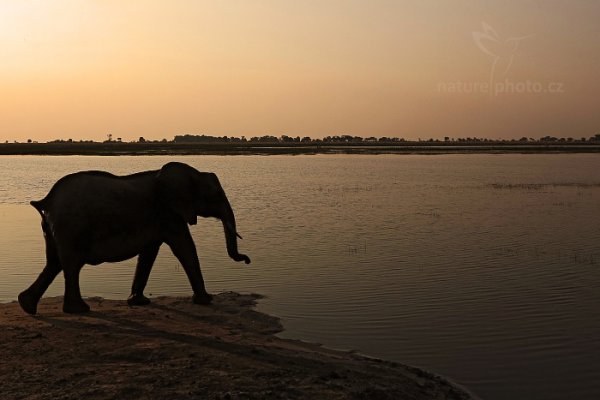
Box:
0;293;475;399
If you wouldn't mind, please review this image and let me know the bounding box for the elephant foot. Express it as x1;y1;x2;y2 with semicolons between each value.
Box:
18;290;40;315
193;292;213;305
127;293;151;306
63;299;90;314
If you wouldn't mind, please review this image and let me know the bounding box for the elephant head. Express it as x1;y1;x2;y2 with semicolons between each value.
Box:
157;162;251;264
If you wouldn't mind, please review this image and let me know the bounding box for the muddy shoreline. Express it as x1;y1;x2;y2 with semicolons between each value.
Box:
0;293;476;399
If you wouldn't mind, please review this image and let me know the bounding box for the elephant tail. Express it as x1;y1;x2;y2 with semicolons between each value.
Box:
30;199;47;216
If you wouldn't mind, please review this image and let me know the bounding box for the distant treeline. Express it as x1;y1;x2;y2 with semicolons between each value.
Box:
171;133;600;144
10;133;600;145
3;139;600;156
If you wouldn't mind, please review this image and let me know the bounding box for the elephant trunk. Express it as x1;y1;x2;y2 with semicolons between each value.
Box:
221;201;251;265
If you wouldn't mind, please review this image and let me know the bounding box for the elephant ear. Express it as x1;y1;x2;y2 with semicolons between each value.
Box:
156;162;198;225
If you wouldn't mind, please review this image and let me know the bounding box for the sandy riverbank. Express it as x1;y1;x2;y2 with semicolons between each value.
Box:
0;293;475;399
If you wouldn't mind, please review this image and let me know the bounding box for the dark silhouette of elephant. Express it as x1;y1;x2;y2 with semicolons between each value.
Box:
18;162;250;315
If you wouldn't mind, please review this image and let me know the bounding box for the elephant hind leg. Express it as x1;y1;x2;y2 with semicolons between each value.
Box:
18;292;39;315
61;260;89;314
19;229;62;315
18;261;61;314
128;243;160;306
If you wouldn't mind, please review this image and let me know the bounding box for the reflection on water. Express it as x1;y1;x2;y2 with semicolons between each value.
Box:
0;154;599;400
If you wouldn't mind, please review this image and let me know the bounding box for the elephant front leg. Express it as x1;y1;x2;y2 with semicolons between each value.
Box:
128;243;160;306
165;227;213;305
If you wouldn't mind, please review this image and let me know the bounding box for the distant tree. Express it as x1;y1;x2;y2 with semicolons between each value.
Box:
258;135;278;143
138;136;146;143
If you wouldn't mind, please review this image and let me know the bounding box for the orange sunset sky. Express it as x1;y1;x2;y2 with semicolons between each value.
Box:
0;1;599;142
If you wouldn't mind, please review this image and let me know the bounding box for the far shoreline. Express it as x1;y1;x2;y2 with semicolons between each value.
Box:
1;141;600;156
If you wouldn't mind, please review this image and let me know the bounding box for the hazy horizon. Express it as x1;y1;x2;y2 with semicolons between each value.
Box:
1;1;599;142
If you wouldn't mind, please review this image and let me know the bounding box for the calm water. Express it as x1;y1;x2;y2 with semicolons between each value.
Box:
0;154;599;400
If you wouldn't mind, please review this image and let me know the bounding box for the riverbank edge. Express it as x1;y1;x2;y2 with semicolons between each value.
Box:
0;293;478;399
